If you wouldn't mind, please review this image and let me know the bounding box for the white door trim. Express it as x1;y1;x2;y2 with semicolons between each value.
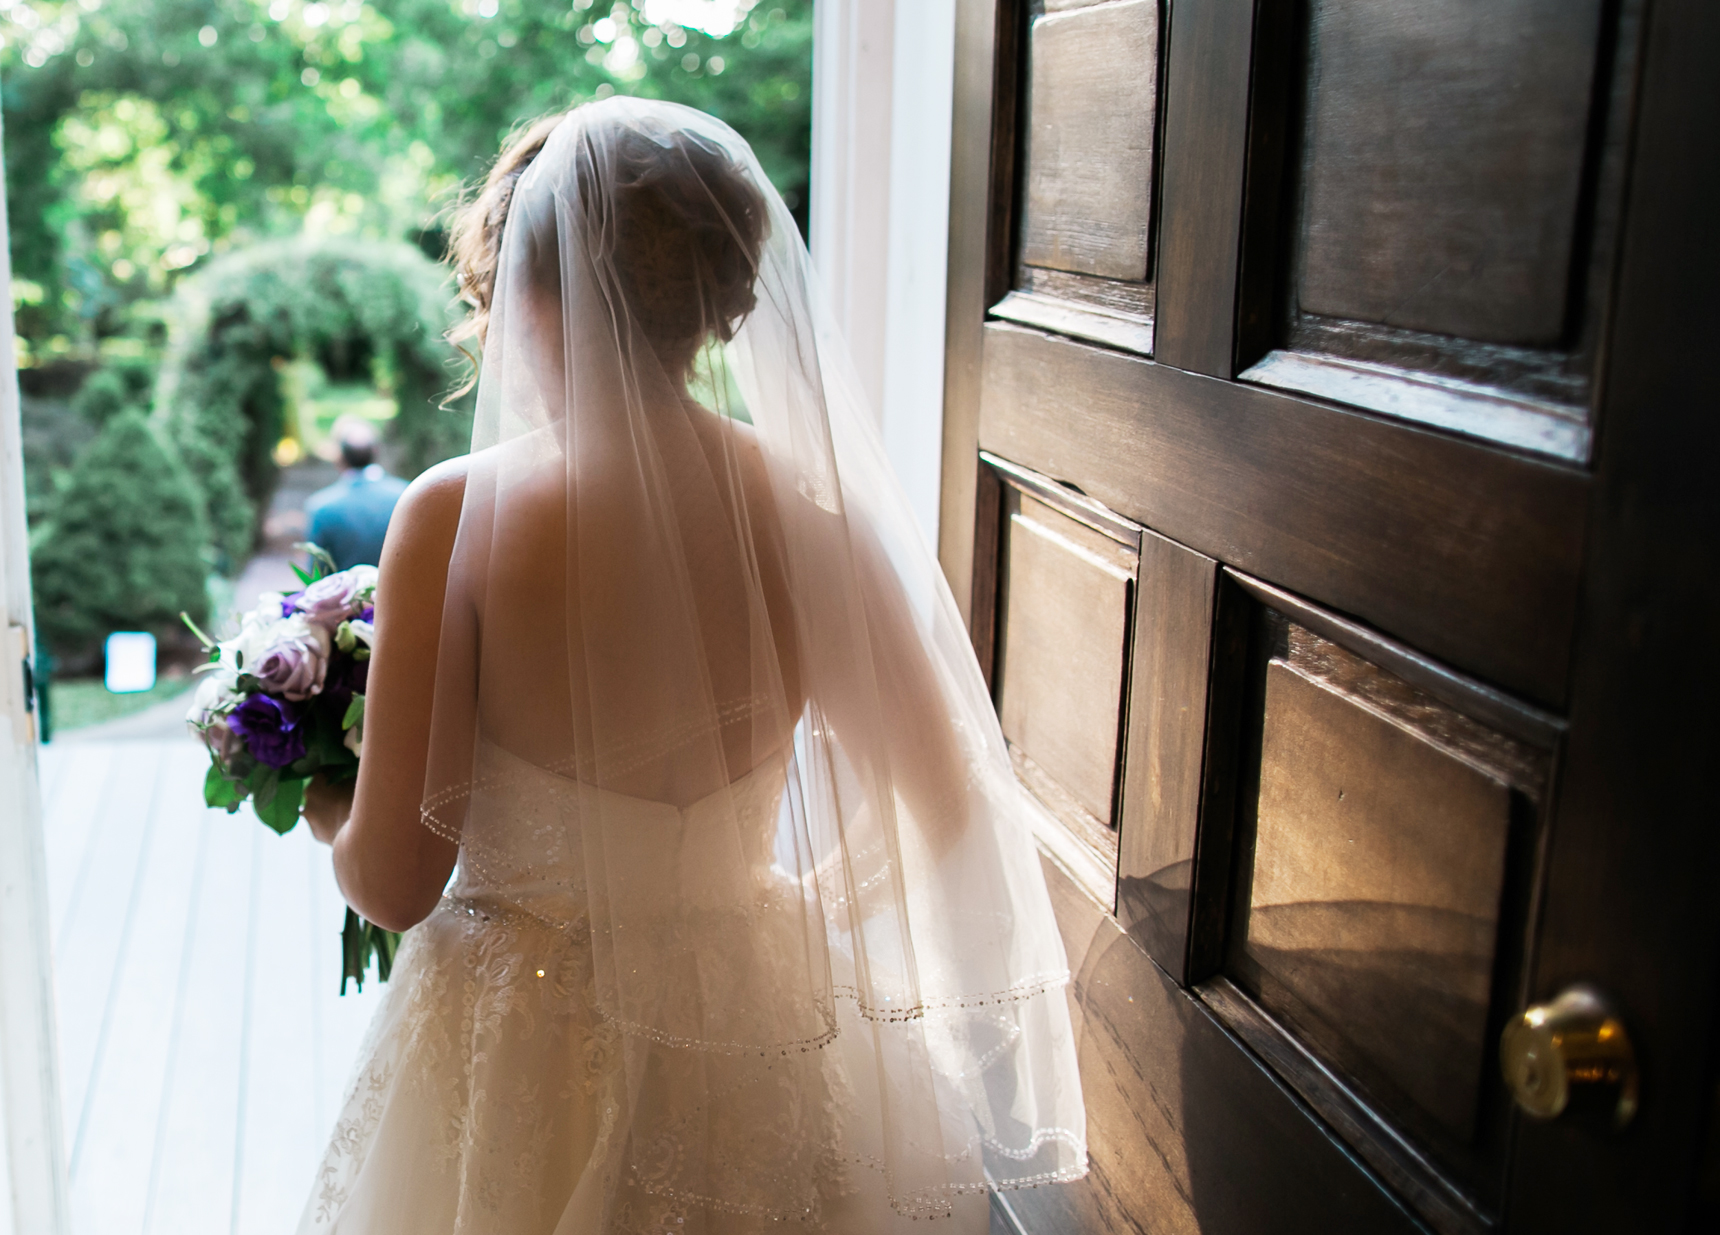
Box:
811;0;957;546
0;94;71;1235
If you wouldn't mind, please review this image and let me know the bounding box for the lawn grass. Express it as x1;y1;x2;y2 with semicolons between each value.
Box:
49;675;195;735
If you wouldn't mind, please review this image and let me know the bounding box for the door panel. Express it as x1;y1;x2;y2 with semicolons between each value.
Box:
942;0;1719;1229
1019;0;1159;280
991;0;1161;358
1243;649;1518;1142
1239;0;1643;463
996;489;1136;834
1295;0;1604;346
1192;575;1558;1227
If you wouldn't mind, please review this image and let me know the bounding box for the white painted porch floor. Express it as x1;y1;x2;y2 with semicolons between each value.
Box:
39;727;382;1235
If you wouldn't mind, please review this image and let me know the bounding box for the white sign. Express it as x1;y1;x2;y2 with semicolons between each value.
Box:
104;631;158;694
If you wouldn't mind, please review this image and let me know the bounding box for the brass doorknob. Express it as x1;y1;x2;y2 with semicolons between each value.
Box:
1500;984;1637;1128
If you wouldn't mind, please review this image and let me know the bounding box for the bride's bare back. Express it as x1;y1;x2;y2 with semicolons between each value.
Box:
463;403;803;803
330;398;801;929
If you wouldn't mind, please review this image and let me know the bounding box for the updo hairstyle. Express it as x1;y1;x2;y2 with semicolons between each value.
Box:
448;103;769;388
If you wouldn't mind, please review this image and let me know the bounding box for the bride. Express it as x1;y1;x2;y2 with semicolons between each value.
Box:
298;97;1085;1233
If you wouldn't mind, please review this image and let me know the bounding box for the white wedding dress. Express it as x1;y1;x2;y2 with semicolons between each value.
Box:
299;742;1002;1234
298;98;1084;1233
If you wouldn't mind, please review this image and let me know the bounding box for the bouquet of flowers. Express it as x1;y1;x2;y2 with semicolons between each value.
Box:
184;545;398;993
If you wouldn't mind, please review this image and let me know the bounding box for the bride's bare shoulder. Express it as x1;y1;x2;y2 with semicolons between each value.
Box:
395;454;471;527
380;455;470;581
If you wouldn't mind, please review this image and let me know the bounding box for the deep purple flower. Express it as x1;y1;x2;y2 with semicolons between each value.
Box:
228;694;306;769
359;604;374;623
280;595;299;618
320;652;369;720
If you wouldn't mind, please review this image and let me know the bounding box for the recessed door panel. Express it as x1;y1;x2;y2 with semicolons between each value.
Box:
996;490;1136;835
1019;0;1159;281
1297;0;1603;345
1241;630;1532;1143
1235;0;1638;464
1200;585;1557;1227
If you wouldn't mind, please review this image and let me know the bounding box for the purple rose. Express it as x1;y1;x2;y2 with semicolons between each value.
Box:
289;566;378;631
251;616;330;701
228;694;306;769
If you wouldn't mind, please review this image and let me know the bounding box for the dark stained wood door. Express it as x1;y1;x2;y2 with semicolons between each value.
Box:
938;1;1720;1231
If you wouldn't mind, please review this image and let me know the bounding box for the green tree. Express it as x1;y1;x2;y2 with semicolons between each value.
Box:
4;0;811;361
31;409;210;666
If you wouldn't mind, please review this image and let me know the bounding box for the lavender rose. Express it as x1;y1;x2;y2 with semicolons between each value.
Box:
288;566;378;631
251;616;331;701
227;694;306;769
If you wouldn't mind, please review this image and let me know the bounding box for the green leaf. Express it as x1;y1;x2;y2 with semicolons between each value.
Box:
342;692;365;730
369;922;401;982
295;542;338;581
245;761;278;799
341;908;362;995
253;775;303;835
203;761;242;809
291;562;313;586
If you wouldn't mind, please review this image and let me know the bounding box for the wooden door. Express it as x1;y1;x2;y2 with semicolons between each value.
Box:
939;1;1720;1232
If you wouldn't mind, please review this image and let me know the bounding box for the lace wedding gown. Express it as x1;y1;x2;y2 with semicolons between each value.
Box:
300;743;1012;1234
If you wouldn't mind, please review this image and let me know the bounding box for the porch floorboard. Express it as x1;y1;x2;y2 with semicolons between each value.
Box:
39;731;381;1235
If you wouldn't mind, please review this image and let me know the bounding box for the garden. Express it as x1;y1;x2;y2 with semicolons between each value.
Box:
3;0;811;727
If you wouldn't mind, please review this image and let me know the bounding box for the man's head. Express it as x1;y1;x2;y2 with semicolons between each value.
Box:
332;416;378;471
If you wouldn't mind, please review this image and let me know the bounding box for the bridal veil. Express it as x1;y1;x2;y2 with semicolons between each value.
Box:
418;97;1085;1224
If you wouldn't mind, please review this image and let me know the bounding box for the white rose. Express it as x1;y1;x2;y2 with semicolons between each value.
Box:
185;672;238;726
224;596;287;674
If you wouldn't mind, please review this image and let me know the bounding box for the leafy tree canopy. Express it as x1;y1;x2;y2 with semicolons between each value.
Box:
3;0;811;363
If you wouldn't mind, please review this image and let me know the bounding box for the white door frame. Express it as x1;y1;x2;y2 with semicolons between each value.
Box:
0;98;72;1235
811;0;958;546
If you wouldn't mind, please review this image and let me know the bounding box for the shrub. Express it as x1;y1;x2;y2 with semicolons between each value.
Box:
69;368;133;426
30;410;210;667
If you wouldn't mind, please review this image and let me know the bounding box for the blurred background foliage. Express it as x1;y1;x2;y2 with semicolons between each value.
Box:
2;0;811;669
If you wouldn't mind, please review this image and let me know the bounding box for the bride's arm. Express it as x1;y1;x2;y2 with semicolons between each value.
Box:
329;458;469;932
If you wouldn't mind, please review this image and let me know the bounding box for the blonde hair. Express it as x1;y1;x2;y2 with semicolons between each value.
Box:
446;104;770;394
446;111;567;397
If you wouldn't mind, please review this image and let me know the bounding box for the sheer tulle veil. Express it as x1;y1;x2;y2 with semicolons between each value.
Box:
419;97;1085;1222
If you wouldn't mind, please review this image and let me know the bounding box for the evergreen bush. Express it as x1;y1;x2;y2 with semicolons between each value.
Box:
30;410;210;668
68;369;133;426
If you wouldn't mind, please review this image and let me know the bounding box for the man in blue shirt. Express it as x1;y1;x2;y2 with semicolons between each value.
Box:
305;418;409;570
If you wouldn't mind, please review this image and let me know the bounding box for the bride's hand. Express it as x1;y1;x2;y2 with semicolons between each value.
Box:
303;774;356;845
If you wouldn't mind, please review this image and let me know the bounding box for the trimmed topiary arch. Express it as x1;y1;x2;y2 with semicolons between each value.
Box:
159;236;471;569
